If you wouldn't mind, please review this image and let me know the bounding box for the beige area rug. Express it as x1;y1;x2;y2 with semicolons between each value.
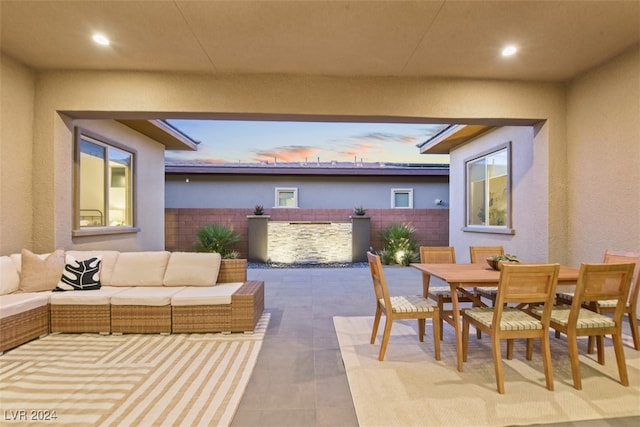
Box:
0;313;270;427
334;316;640;427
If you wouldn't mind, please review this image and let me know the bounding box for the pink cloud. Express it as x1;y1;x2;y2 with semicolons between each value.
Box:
253;145;320;162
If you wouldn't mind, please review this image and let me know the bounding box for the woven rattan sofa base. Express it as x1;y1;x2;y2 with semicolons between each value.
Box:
0;305;49;353
172;304;232;333
218;259;247;283
231;281;265;333
50;304;111;334
111;305;172;334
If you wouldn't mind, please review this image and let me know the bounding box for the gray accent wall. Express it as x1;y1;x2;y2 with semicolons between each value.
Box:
165;174;449;210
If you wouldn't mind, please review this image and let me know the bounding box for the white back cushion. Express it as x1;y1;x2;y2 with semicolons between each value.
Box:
66;250;120;286
163;252;221;287
110;251;170;287
0;256;20;295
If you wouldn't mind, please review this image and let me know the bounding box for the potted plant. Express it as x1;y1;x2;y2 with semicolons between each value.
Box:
354;206;366;216
253;204;264;215
486;254;520;270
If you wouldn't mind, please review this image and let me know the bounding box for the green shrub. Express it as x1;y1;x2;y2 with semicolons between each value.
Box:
378;248;396;266
194;224;241;258
377;223;418;266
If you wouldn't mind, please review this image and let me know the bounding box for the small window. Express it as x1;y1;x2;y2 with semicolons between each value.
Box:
73;128;137;236
464;142;512;233
391;188;413;208
275;188;298;208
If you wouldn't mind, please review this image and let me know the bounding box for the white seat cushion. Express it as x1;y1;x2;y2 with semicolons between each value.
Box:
50;286;131;305
171;283;244;306
0;293;50;319
110;286;185;306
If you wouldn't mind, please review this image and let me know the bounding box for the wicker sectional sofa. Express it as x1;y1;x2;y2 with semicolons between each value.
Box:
0;250;264;353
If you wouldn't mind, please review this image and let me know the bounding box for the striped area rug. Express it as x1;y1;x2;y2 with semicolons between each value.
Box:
335;316;640;427
0;313;269;426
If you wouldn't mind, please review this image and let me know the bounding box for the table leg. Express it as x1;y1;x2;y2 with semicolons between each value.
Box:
450;282;464;372
422;273;430;298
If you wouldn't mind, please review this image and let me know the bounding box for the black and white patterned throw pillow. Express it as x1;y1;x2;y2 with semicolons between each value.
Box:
53;255;102;291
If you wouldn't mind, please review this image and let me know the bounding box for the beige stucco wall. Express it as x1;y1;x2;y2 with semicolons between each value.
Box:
25;71;567;258
63;119;167;252
566;46;640;264
5;44;605;263
449;126;547;263
0;55;34;254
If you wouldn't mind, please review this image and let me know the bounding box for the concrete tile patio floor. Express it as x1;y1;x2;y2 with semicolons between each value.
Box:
231;265;640;427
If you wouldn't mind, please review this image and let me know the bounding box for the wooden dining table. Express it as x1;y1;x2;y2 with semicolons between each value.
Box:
410;263;580;371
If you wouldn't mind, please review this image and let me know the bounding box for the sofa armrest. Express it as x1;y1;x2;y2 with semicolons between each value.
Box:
231;280;264;332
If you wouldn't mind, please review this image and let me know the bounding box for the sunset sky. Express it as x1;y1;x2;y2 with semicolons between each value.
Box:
164;119;449;165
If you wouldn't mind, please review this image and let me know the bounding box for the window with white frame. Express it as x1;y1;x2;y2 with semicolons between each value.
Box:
73;128;137;236
465;142;512;231
275;187;298;208
391;188;413;208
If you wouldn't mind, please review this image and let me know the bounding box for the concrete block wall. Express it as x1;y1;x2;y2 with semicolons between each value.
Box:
165;207;449;258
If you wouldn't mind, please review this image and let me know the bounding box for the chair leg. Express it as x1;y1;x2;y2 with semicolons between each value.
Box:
378;317;393;361
526;338;533;361
555;330;561;339
506;339;514;360
492;335;505;394
370;306;382;344
612;333;629;386
432;312;441;360
567;331;582;390
473;293;482;339
438;299;444;340
541;334;554;391
587;335;595;354
462;316;469;362
596;335;605;365
418;319;425;343
628;312;640;351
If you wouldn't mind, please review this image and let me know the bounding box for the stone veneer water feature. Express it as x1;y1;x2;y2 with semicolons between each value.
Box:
247;216;371;264
267;221;352;264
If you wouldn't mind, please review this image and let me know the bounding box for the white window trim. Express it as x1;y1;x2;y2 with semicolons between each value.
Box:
275;187;298;208
391;188;413;209
462;141;514;235
72;127;139;237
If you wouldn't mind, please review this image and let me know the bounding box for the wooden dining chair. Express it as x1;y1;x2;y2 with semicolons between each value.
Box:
556;250;640;352
538;262;635;390
469;246;504;305
367;251;441;361
462;263;560;394
420;246;475;340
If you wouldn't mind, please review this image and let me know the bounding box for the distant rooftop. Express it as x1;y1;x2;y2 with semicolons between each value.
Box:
165;160;449;177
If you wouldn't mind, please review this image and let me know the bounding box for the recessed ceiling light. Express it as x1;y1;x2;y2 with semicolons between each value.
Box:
501;45;517;57
92;33;110;46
